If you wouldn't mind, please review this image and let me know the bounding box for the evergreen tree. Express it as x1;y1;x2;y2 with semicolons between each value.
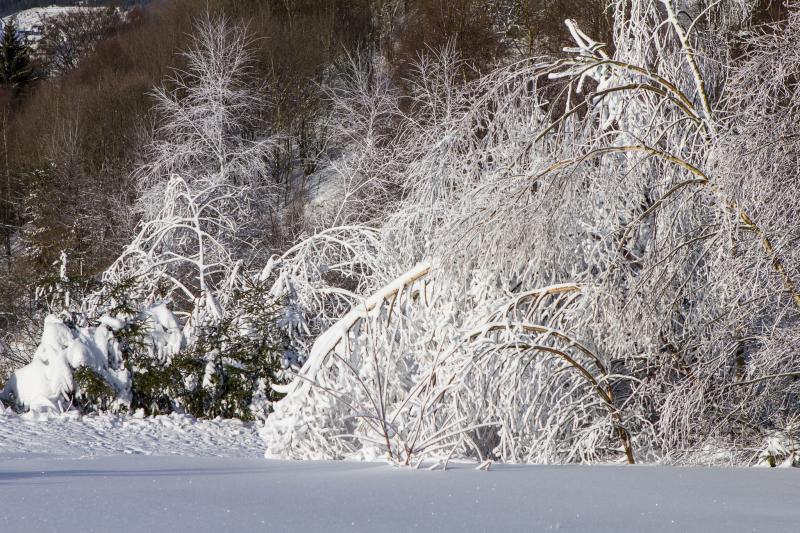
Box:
0;18;32;89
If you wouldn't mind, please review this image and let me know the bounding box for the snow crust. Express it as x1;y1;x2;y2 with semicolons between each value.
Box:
0;454;798;532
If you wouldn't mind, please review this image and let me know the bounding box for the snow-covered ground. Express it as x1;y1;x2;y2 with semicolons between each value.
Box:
2;455;799;532
0;408;264;459
1;409;799;532
4;6;77;29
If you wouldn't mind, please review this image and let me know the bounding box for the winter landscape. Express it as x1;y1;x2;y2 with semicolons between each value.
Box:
1;0;800;531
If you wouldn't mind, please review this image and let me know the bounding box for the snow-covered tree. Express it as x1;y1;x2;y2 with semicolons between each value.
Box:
4;1;800;467
1;14;285;420
107;13;278;320
262;2;800;466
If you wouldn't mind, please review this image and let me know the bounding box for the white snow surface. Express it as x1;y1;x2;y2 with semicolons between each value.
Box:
0;453;798;533
0;409;263;459
1;395;797;533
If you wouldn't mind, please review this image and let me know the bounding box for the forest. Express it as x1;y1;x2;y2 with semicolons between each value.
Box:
1;0;798;469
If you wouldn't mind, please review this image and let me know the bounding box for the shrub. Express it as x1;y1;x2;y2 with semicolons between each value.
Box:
72;366;116;413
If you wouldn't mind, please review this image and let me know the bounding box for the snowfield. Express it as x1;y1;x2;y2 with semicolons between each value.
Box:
1;410;799;533
1;456;799;533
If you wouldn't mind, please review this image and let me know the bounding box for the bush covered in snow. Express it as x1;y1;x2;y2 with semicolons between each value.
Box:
0;270;286;420
1;15;288;420
259;2;800;467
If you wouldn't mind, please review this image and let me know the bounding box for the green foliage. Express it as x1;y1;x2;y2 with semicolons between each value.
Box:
177;280;286;420
128;359;182;415
100;279;178;415
72;367;115;412
0;18;32;88
11;262;286;420
116;278;286;421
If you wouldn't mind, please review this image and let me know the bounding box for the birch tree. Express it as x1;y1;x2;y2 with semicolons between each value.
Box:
107;14;278;321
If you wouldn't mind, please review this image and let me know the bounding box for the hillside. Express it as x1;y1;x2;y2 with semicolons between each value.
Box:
0;0;144;18
3;5;107;45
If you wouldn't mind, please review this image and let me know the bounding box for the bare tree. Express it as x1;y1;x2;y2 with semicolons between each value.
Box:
38;7;124;76
108;14;278;325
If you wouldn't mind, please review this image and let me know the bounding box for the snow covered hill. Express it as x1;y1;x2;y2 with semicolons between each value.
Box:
2;5;106;45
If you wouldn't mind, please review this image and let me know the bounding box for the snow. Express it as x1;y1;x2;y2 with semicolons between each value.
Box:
143;302;185;362
0;453;798;532
262;261;432;460
1;408;798;532
0;304;185;412
272;261;431;397
0;410;264;459
2;6;90;42
4;6;76;27
1;316;77;411
2;5;113;50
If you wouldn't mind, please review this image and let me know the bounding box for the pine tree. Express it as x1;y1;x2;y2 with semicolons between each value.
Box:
0;18;32;88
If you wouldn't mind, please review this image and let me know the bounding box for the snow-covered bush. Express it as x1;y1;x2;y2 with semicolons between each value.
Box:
261;2;800;466
172;278;285;421
0;300;175;414
1;14;288;420
1;268;286;420
262;262;434;461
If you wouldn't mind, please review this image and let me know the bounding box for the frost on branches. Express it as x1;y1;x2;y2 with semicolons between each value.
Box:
1;15;285;421
262;2;800;467
4;2;800;468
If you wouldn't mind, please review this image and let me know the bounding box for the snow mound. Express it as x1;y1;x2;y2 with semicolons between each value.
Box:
0;304;182;412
